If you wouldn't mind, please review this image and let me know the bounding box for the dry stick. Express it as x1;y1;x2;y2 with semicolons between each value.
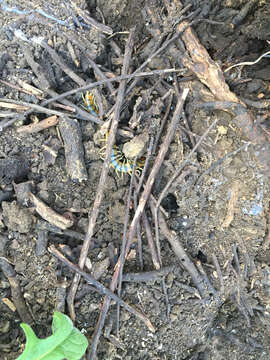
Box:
134;177;161;271
34;68;181;106
89;86;188;360
20;45;102;126
122;265;175;282
0;70;180;132
87;28;136;360
152;89;189;262
134;139;161;269
132;89;189;266
154;117;218;251
71;2;113;35
0;257;33;324
62;32;115;94
116;156;137;336
0;98;75;118
61;22;133;318
176;20;241;104
124;19;201;97
136;177;171;315
196;260;221;303
48;246;154;330
136;215;144;270
152;90;174;154
142;211;160;270
181;110;196;147
153;205;207;297
155;117;218;215
34;38;86;87
23;44;102;124
153;119;217;275
0;79;43;99
17;115;58;133
212;254;224;295
135;136;154;197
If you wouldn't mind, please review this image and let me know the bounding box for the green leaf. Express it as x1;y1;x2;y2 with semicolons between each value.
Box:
17;311;88;360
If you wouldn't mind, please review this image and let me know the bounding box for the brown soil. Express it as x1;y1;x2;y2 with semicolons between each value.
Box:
0;0;270;359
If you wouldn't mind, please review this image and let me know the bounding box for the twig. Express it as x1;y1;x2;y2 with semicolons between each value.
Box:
116;158;136;335
33;68;181;106
29;192;73;230
212;254;224;295
230;0;257;28
48;245;155;331
36;230;48;256
71;2;113;34
17;115;58;133
21;45;102;124
87;28;136;360
152;90;174;154
62;32;115;94
176;21;240;103
58;117;88;182
33;37;86;87
153;89;190;260
224;50;270;73
129;89;190;264
0;98;71;118
0;257;33;324
142;211;160;270
221;180;240;229
37;220;85;242
155;207;207;297
155;118;218;215
196;260;221;303
135;136;154;196
55;278;69;313
122;265;175;282
181;109;196;147
0;79;43;99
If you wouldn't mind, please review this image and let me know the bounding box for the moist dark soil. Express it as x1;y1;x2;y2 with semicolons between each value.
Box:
0;1;270;359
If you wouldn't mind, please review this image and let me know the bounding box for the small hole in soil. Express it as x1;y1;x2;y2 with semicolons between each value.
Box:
197;250;207;263
161;193;178;213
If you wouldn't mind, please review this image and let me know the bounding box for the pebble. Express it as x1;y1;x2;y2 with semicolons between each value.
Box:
123;133;149;160
2;201;33;233
92;257;110;280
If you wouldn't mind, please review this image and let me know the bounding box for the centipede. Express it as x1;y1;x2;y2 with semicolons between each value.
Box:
82;91;99;116
82;91;145;176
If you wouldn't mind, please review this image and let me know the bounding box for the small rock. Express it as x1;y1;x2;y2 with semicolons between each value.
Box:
2;201;34;233
171;304;181;315
217;125;228;135
166;272;174;288
170;313;178;322
120;311;131;322
92;257;110;280
123;134;149;160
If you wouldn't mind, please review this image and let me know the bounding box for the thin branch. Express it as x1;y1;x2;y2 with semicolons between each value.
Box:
87;28;136;360
49;246;154;330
